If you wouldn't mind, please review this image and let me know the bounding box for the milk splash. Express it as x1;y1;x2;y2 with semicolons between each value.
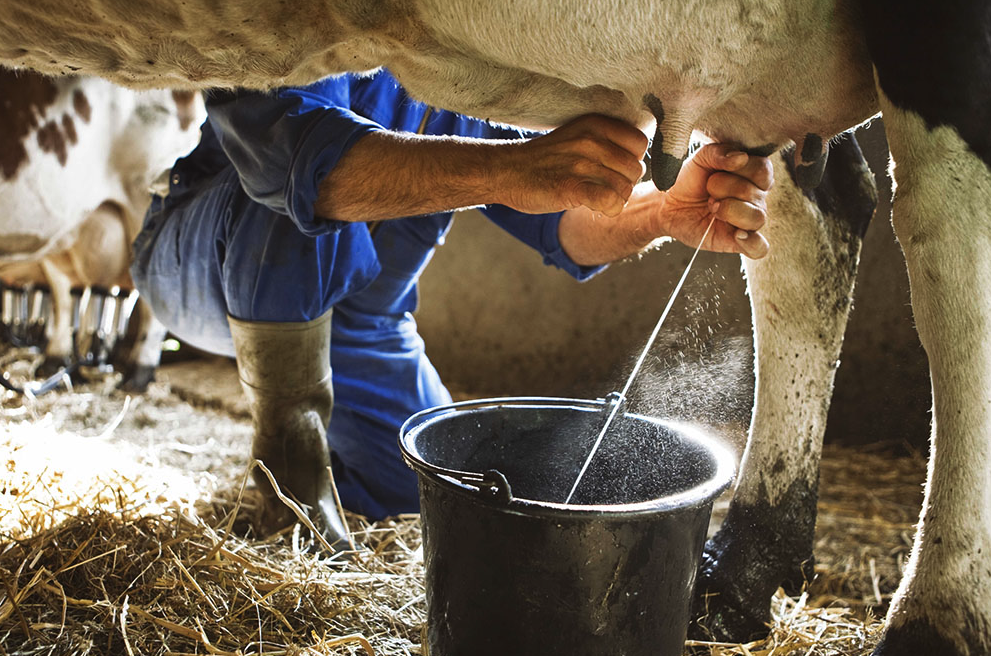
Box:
565;217;720;504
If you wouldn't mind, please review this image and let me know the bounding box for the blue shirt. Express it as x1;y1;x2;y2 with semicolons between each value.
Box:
198;70;602;281
133;71;604;356
131;71;607;518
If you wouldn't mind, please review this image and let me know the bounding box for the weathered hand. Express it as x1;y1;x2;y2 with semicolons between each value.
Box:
498;115;648;217
660;143;774;259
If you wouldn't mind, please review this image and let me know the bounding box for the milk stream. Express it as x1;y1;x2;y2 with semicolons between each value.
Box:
564;216;718;505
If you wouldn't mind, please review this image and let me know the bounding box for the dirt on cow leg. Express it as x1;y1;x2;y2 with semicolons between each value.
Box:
690;477;819;644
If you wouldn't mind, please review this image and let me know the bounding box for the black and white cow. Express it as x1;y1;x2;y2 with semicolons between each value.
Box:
1;0;988;653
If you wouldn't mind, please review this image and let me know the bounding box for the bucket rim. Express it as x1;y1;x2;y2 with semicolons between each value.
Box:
399;396;737;516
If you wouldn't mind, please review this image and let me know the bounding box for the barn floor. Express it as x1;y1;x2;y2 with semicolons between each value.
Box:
0;348;925;655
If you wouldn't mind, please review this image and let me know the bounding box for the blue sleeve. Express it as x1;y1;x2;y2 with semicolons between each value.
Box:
205;84;383;238
478;205;606;281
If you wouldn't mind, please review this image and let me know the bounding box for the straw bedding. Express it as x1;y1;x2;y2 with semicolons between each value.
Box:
0;351;925;655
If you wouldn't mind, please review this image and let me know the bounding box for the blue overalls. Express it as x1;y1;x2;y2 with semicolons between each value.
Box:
131;71;602;520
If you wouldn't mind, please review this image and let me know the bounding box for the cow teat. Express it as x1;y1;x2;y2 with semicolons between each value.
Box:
793;133;830;189
643;93;693;191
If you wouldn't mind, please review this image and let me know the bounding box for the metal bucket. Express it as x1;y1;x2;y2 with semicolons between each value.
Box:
399;397;736;656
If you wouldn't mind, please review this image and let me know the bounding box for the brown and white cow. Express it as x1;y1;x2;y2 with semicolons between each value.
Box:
1;1;988;654
0;69;204;389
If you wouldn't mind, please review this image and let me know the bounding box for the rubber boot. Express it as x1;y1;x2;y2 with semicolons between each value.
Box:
228;309;351;550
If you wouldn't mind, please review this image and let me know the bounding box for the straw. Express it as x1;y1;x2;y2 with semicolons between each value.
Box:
0;344;924;655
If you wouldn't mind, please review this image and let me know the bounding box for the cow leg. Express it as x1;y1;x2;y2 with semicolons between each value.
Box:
67;203;130;290
115;297;166;392
690;135;877;642
867;89;991;656
36;257;74;377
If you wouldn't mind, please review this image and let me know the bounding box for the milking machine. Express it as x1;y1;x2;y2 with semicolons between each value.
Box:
0;281;139;396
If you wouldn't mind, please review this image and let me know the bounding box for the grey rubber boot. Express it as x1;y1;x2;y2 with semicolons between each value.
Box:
228;309;351;551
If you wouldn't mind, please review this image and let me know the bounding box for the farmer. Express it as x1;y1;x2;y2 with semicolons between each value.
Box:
131;69;772;548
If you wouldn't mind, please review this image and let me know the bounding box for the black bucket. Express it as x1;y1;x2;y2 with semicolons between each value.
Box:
400;396;735;656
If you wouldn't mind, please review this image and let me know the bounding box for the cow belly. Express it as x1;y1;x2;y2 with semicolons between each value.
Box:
398;0;878;141
3;0;876;148
414;0;790;94
0;161;115;263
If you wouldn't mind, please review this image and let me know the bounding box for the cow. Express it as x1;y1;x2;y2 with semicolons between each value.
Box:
1;205;168;390
0;69;204;390
1;1;988;654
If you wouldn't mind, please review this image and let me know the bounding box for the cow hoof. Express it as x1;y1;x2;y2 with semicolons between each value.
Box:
117;364;156;392
689;548;773;643
689;480;818;643
34;356;78;381
690;552;814;643
872;620;969;656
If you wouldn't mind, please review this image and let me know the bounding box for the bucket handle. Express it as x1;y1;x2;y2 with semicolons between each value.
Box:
402;396;610;505
415;460;514;504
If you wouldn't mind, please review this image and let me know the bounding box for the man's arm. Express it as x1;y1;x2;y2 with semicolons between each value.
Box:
319;117;773;263
558;144;774;264
314;114;648;222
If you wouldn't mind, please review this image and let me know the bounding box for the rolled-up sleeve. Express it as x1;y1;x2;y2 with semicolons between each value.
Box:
478;204;606;281
205;85;383;237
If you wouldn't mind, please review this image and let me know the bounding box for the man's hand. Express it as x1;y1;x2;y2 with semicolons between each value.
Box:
658;143;773;259
558;142;774;265
497;115;649;217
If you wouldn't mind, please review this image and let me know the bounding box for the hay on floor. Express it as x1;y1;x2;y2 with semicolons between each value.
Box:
1;502;890;656
0;498;426;655
0;362;925;655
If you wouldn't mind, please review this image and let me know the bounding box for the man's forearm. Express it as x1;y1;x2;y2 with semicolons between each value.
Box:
314;131;521;222
558;182;669;266
315;114;650;223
